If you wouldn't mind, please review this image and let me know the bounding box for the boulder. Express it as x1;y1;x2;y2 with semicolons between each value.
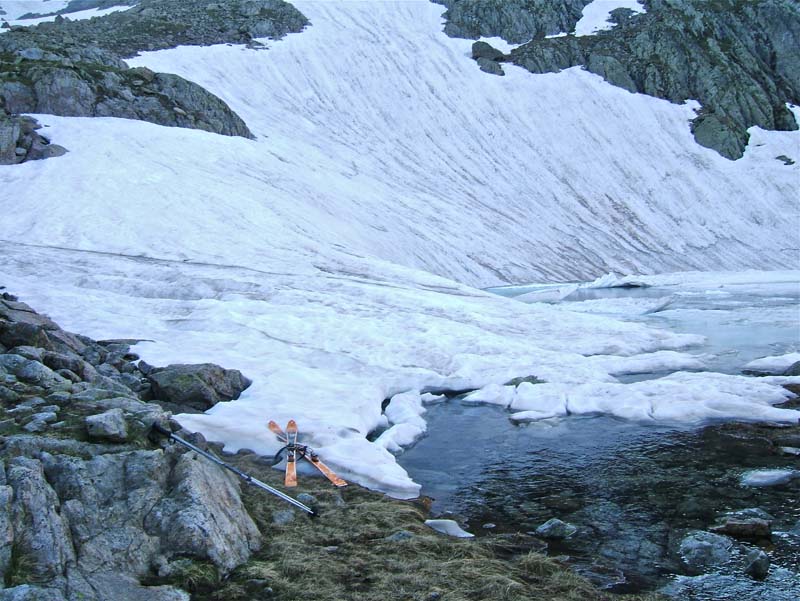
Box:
743;548;770;580
147;363;251;412
85;408;129;442
535;517;578;539
472;41;505;61
477;57;505;76
144;452;261;573
710;508;773;540
678;531;732;575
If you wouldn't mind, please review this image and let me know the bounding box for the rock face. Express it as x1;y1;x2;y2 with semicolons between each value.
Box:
0;293;261;600
438;0;800;159
0;0;311;139
434;0;592;44
0;110;66;165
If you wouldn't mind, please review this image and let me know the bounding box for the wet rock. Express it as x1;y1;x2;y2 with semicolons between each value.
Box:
535;517;578;539
741;469;800;487
147;363;251;412
85;408;129;442
678;531;732;575
743;548;770;580
711;508;773;540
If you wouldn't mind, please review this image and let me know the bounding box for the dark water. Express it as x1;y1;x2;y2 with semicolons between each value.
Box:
399;284;800;599
399;403;800;597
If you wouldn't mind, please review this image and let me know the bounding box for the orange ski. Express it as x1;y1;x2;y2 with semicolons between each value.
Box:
304;449;347;487
268;420;347;487
285;419;298;487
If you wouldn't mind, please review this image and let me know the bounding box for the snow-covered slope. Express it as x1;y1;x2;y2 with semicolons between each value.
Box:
3;0;798;286
1;0;798;495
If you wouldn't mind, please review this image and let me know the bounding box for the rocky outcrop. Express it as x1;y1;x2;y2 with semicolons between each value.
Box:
0;57;254;138
0;292;261;600
0;109;66;165
439;0;800;159
3;0;308;59
146;363;251;413
434;0;592;44
0;0;310;139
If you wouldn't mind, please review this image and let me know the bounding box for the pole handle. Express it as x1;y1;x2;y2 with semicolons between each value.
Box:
152;422;173;437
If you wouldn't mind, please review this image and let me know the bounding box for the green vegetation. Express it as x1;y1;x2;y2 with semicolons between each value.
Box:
169;450;665;601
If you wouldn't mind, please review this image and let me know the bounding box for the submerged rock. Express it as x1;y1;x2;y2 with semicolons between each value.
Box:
711;508;773;540
535;518;578;539
741;469;800;487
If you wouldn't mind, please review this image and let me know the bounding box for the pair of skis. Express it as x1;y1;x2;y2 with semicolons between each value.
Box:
269;420;347;488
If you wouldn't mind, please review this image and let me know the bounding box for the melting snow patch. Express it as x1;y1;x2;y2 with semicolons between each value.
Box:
575;0;646;37
462;383;515;407
425;519;474;538
743;353;800;374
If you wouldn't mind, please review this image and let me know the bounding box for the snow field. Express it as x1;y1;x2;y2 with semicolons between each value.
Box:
1;0;798;495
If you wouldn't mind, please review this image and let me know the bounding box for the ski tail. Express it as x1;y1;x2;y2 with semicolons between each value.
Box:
305;450;348;487
285;420;298;487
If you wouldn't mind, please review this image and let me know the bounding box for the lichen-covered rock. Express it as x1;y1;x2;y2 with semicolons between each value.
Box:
144;452;261;572
472;40;505;61
0;355;69;389
6;457;76;583
1;293;263;599
85;408;129;442
0;60;253;139
147;363;252;412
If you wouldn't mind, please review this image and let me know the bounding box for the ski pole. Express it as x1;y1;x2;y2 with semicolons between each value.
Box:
152;423;316;516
